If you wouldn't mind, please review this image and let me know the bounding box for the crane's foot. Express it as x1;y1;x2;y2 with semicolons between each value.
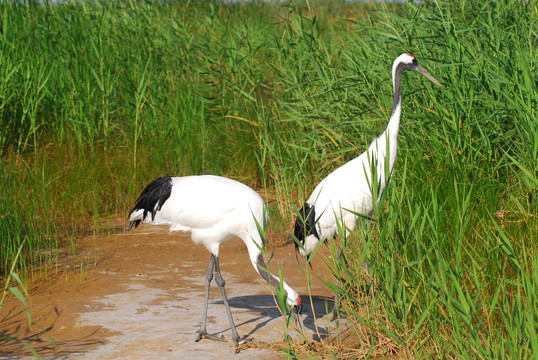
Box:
331;307;337;322
233;337;256;354
195;330;226;343
361;282;373;297
331;293;341;322
233;336;253;347
331;307;346;322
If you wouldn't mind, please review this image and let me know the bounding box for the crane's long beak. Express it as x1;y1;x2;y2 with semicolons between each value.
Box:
417;66;442;87
291;303;305;333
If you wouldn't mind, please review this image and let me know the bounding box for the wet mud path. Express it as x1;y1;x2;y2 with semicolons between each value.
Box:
1;224;342;359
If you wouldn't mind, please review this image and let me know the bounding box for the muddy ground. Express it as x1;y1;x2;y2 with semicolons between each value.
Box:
0;221;350;359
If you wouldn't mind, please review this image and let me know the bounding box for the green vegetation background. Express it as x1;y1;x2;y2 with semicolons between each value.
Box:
0;0;536;357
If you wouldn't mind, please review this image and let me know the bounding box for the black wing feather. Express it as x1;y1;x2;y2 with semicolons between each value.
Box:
293;203;319;251
128;176;173;229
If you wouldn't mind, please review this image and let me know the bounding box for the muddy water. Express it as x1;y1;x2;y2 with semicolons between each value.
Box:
1;224;339;359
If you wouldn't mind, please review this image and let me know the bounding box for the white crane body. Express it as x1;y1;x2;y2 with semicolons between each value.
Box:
129;175;303;344
130;176;264;258
294;53;441;259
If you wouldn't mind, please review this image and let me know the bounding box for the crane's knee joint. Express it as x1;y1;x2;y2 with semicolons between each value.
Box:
205;269;214;283
215;273;225;288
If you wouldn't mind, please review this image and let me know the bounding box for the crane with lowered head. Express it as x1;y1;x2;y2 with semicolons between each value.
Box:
129;175;304;344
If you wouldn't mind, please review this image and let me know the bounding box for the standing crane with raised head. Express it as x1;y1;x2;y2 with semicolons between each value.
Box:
294;53;441;279
128;175;303;345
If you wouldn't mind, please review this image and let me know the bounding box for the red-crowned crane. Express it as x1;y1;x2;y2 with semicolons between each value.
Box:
128;175;303;344
294;53;441;303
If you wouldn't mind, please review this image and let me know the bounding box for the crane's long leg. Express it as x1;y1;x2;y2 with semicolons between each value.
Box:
331;243;372;321
331;248;343;321
214;257;241;344
332;225;353;320
195;255;225;342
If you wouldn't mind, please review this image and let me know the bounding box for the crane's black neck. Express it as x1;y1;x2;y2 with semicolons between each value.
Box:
390;63;405;117
256;253;281;289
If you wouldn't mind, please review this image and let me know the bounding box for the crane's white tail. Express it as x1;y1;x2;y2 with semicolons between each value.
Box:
293;203;320;260
128;176;173;230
